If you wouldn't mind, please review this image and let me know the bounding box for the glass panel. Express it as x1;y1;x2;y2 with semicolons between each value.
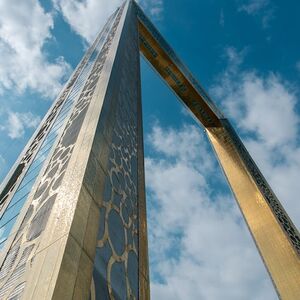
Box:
38;140;57;157
33;151;49;166
0;196;26;227
48;119;64;134
20;166;42;187
58;106;72;118
7;191;29;210
0;215;18;247
41;132;60;149
47;123;62;137
34;148;52;166
15;176;36;194
54;110;69;124
26;159;44;177
0;21;112;251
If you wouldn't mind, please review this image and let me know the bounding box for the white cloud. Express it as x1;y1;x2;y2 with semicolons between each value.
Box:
238;0;274;28
0;0;71;98
222;46;248;71
216;73;298;148
147;124;213;171
219;9;225;27
139;0;163;19
53;0;164;43
146;124;277;299
238;0;269;14
211;46;300;226
52;0;122;43
0;111;41;139
146;46;299;300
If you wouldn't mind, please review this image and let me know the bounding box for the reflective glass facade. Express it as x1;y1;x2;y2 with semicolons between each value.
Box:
0;7;118;252
88;4;142;299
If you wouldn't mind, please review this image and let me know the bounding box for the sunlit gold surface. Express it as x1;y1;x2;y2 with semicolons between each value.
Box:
137;8;300;298
0;1;299;299
137;58;151;299
138;21;221;128
20;3;131;299
207;127;300;299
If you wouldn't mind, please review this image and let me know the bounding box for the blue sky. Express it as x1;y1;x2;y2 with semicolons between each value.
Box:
0;0;300;299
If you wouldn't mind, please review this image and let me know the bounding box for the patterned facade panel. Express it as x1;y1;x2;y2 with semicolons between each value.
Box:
0;1;298;300
207;125;300;298
89;3;142;300
0;21;104;209
221;119;300;256
0;6;124;300
0;20;111;252
134;1;223;120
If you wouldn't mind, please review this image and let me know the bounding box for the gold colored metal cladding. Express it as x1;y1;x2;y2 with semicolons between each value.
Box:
136;5;300;299
206;127;300;299
137;82;151;300
138;21;221;128
0;0;298;299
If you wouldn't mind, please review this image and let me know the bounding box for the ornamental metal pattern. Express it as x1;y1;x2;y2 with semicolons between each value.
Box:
221;119;300;255
0;5;124;299
0;1;299;299
0;23;103;210
134;1;223;120
90;4;140;299
0;19;111;252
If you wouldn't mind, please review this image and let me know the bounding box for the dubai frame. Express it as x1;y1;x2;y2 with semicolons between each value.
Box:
0;1;299;299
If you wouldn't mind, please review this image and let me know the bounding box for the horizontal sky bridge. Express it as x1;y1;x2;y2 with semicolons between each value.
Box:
136;3;223;128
